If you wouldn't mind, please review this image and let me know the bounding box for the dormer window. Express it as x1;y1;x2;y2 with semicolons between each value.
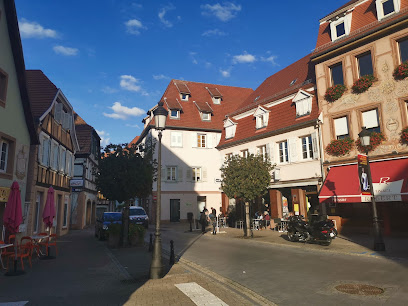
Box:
253;106;269;129
202;112;211;121
170;109;180;119
224;118;237;139
330;13;352;41
376;0;400;20
293;90;313;118
212;97;221;104
206;87;223;105
181;94;189;101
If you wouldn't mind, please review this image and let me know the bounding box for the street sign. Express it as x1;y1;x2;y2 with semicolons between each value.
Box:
70;179;84;187
153;195;157;201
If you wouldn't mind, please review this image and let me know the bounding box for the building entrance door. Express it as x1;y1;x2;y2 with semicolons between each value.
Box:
170;199;180;222
197;196;206;219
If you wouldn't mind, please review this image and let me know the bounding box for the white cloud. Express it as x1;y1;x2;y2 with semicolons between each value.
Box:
261;55;278;65
233;52;256;64
102;86;118;94
125;19;145;35
220;69;230;78
202;29;227;37
103;102;145;120
119;75;143;92
153;74;170;80
53;45;79;56
18;19;58;39
96;130;111;147
126;124;140;128
201;2;241;22
158;4;176;28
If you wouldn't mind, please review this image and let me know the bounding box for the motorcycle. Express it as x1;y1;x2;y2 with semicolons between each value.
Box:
286;215;337;246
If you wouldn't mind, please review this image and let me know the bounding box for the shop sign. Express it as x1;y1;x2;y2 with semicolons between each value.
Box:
70;179;84;187
0;187;10;202
357;154;371;196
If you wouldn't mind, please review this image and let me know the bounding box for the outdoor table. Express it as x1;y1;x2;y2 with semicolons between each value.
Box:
0;243;13;270
253;218;262;230
30;235;49;257
235;220;244;229
278;220;288;232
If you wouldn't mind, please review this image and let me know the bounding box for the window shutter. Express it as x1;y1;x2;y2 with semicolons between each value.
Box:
191;133;197;148
311;132;319;160
269;142;275;163
288;138;298;163
161;167;166;181
334;117;348;137
71;156;75;177
38;137;43;164
177;167;183;182
177;132;183;147
248;148;255;156
55;103;62;123
43;139;50;166
265;144;270;161
202;167;207;182
186;168;192;182
207;134;212;148
362;109;379;129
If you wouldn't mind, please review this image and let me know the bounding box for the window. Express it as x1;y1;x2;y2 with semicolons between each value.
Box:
213;97;221;104
59;147;66;172
192;167;202;182
376;0;400;20
226;153;232;160
334;116;350;139
0;141;9;173
301;135;313;159
170;132;183;147
34;192;42;233
63;197;68;227
254;107;269;129
166;166;177;181
202;112;211;121
330;63;344;85
293;91;312;117
256;115;267;129
41;136;51;167
241;149;249;158
225;126;235;139
197;134;206;148
181;94;189;101
66;152;72;176
279;141;289;163
330;14;352;41
336;22;345;37
51;141;59;170
398;38;408;63
0;68;8;107
257;145;268;161
362;109;381;133
357;52;373;77
170;109;180;119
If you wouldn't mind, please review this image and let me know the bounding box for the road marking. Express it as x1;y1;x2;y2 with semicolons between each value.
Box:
0;302;29;306
175;282;228;306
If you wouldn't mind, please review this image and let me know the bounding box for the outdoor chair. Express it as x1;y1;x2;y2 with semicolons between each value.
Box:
39;234;58;256
6;240;33;271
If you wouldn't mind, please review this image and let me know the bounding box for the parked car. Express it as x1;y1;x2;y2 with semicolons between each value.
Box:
129;206;149;229
95;212;122;240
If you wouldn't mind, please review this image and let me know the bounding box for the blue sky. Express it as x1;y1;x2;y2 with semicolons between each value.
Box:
15;0;346;147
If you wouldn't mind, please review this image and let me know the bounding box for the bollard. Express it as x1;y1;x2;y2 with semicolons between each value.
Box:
148;233;153;252
169;240;175;265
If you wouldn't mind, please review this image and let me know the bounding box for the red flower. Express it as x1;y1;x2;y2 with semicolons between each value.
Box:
393;61;408;80
325;85;347;102
355;132;386;152
325;137;354;156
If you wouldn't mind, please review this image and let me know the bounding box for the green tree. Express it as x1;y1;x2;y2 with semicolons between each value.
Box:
96;142;155;246
220;154;273;237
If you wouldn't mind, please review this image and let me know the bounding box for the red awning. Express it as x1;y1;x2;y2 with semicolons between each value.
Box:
319;158;408;204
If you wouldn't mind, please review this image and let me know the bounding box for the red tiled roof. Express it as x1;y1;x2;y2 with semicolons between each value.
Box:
218;54;318;148
229;54;315;117
75;124;93;154
164;98;183;110
155;80;253;131
174;82;191;94
207;87;222;97
314;0;408;53
322;0;361;20
74;112;87;125
129;136;139;145
194;101;213;113
26;70;58;119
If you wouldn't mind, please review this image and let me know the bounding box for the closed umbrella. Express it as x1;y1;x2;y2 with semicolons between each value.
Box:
41;187;56;259
3;181;24;276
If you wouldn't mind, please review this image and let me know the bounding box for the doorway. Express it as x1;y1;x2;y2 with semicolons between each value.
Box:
197;196;206;219
170;199;180;222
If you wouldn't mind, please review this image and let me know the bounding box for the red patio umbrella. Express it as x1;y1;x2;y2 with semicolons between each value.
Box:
42;187;55;229
2;181;24;276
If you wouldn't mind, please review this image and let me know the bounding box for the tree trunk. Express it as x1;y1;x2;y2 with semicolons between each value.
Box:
122;200;130;247
244;202;250;237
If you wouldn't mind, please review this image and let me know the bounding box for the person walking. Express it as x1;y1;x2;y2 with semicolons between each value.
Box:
209;212;217;235
200;209;209;234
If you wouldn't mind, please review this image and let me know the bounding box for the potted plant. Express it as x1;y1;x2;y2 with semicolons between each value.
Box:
356;131;386;152
325;137;354;156
400;127;408;145
393;61;408;80
324;84;347;102
129;224;146;246
352;74;376;93
107;223;121;248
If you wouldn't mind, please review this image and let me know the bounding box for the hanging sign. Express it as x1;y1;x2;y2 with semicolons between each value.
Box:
357;154;371;196
0;187;10;202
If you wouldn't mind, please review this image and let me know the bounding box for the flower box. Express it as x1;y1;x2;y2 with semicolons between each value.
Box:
325;137;354;157
400;127;408;145
355;131;386;152
352;74;376;93
393;61;408;80
324;84;347;102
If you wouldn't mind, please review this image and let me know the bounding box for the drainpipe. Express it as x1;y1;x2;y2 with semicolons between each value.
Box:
316;116;325;182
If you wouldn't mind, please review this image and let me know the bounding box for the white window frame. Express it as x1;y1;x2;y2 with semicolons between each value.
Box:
197;134;207;148
293;90;313;117
0;140;9;173
181;94;189;101
257;145;268;161
192;167;202;182
51;140;59;171
334;116;350;139
202;112;211;121
278;141;289;164
212;97;221;104
59;147;66;173
225;153;233;160
254;106;269;129
170;109;180;119
362;109;381;133
241;149;249;158
301;135;313;160
66;151;73;177
166;166;177;181
224;119;237;139
40;134;51;167
330;13;352;41
376;0;400;20
170;131;183;148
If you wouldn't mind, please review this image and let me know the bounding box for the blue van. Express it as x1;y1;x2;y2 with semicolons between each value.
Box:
95;212;122;240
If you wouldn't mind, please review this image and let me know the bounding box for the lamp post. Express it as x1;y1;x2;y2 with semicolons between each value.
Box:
358;127;386;251
150;101;168;279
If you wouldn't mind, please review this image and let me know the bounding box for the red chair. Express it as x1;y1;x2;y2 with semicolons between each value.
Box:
7;241;32;271
1;235;16;265
39;234;58;256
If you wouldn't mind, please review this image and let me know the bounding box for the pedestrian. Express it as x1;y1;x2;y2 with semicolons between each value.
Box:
211;207;216;216
200;209;208;233
209;212;217;235
264;211;270;229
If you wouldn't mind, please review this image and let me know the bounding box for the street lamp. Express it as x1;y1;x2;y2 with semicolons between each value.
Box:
150;101;168;279
358;127;386;252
